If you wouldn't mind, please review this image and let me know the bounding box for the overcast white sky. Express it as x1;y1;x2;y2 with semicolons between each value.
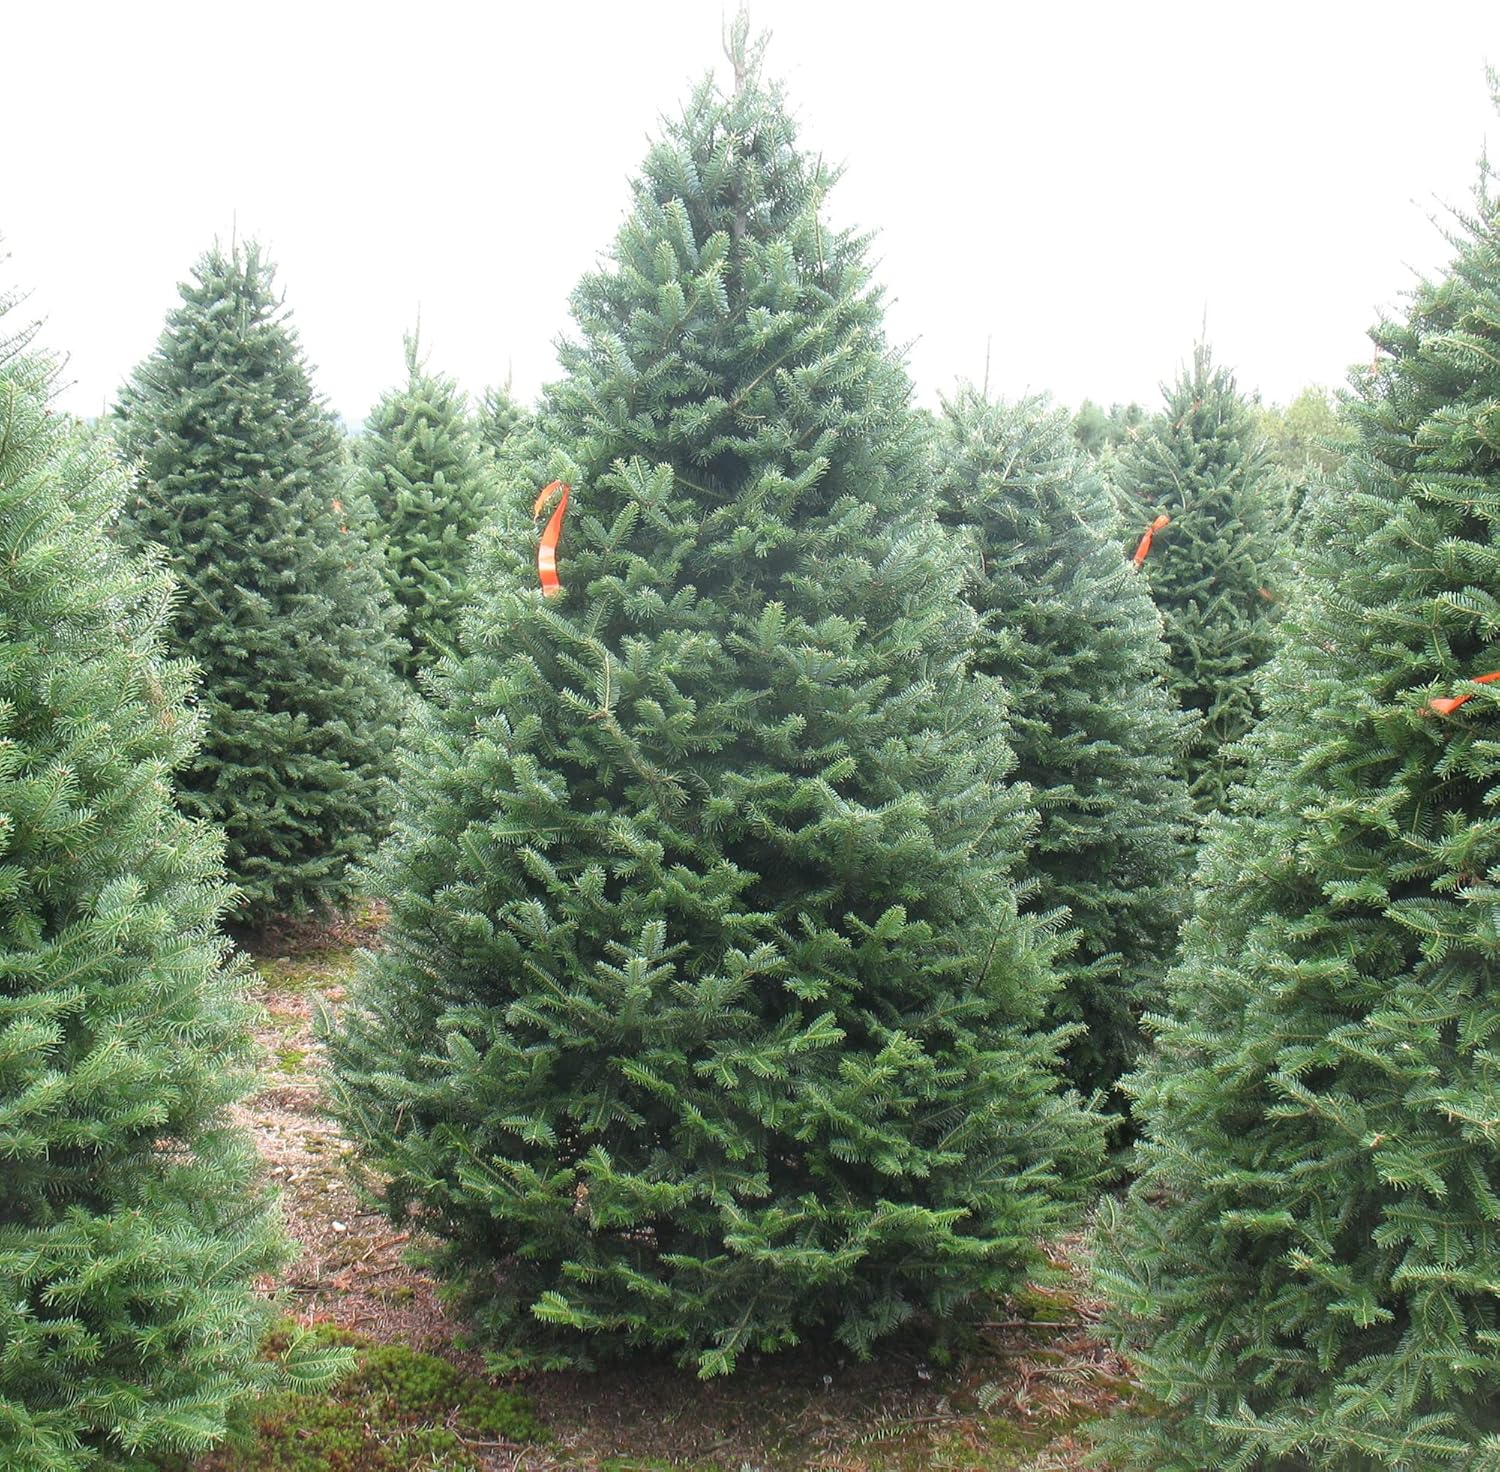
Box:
8;2;1500;426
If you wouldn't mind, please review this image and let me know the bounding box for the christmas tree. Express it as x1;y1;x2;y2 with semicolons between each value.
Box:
1113;343;1285;812
1071;398;1147;458
114;243;402;927
932;388;1194;1105
330;20;1102;1375
478;381;532;461
1094;155;1500;1468
0;296;336;1471
356;335;497;681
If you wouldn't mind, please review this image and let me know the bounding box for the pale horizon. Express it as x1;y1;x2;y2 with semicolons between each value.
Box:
9;0;1500;428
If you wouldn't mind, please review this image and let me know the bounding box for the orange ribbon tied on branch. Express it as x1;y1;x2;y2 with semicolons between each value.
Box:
532;481;570;597
1426;670;1500;717
1132;514;1171;568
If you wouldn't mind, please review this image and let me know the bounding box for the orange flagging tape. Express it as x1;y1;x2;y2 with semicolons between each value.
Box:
532;481;570;597
1427;670;1500;716
1132;514;1171;568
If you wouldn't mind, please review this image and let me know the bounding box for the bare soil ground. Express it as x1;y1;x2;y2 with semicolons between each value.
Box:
226;917;1135;1471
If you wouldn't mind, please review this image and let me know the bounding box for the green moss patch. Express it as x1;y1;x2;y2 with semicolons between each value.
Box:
273;1045;308;1075
257;948;358;994
180;1326;545;1471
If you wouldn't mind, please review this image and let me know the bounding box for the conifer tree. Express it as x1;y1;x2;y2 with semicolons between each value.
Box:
356;336;496;681
1071;398;1146;458
932;388;1194;1104
478;384;535;510
1094;155;1500;1468
1257;385;1349;512
330;21;1102;1375
1253;385;1357;552
0;299;338;1471
1113;343;1285;812
478;382;531;459
114;243;402;927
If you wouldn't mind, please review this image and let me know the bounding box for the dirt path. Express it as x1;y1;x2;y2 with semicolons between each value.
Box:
234;926;1133;1471
242;938;469;1355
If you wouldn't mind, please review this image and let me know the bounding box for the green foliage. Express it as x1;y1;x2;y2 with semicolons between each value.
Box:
1094;157;1500;1468
1256;382;1348;481
356;336;497;682
932;388;1194;1105
477;382;532;461
114;243;403;927
1071;398;1146;458
1112;342;1287;812
170;1327;543;1472
356;1342;541;1440
1256;383;1355;535
331;20;1103;1378
0;295;310;1470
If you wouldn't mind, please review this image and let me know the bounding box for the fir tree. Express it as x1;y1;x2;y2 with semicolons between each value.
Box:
114;243;402;927
478;383;535;511
330;21;1102;1376
1071;398;1146;457
0;298;341;1471
1256;384;1356;546
1113;343;1285;812
477;382;531;460
1094;152;1500;1468
356;335;496;681
1257;384;1349;484
932;388;1194;1105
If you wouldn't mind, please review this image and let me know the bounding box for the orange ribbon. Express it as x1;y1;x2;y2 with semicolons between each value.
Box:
1427;671;1500;716
532;481;570;597
1132;514;1171;568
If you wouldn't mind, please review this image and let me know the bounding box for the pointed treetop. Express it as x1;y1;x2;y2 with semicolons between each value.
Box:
403;324;425;380
114;239;401;925
724;6;768;98
330;22;1101;1377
